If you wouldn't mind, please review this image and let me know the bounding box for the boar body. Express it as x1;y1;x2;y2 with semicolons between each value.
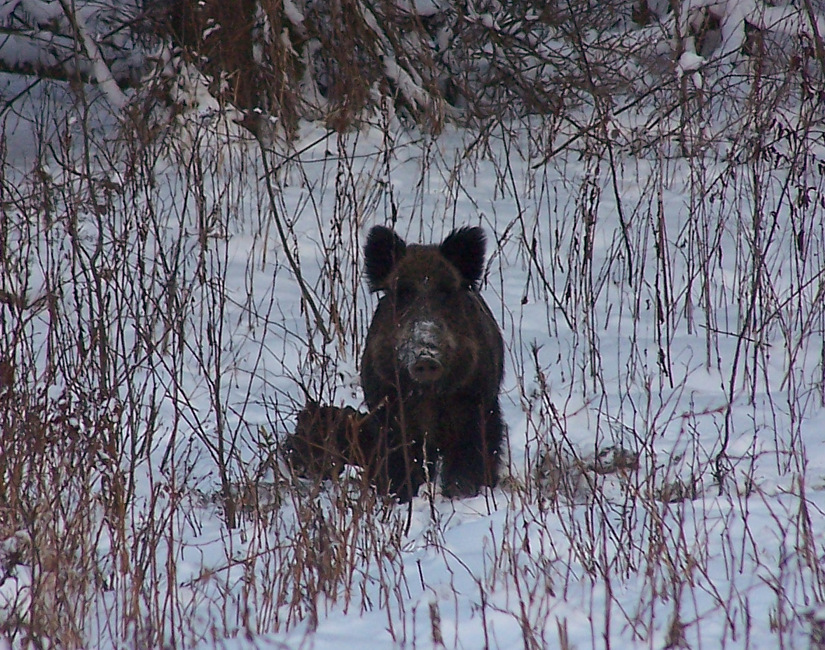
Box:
361;226;505;501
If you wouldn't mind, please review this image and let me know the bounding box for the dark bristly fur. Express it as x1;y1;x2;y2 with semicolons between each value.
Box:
438;226;487;290
364;226;407;292
287;225;506;502
361;225;505;501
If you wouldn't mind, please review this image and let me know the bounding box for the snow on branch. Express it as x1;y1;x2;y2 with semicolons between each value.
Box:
56;0;125;108
679;0;825;60
0;0;142;108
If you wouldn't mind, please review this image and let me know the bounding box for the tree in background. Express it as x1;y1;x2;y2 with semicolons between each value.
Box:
1;0;824;141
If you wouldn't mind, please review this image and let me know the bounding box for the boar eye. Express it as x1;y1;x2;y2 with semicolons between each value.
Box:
436;280;456;296
394;281;416;304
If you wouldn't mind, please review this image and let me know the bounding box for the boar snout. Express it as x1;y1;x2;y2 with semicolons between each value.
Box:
410;354;443;383
398;320;447;384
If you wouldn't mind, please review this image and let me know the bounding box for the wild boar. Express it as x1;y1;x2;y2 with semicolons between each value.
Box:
360;225;505;501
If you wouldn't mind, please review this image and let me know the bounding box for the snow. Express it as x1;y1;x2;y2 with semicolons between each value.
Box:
0;0;22;22
678;51;705;73
282;0;305;26
71;6;126;108
1;13;825;650
394;0;444;17
19;0;62;25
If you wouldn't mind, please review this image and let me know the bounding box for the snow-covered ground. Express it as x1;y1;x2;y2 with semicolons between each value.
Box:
1;70;824;649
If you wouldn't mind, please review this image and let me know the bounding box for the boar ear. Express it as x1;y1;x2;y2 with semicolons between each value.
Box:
365;226;407;291
440;226;486;289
